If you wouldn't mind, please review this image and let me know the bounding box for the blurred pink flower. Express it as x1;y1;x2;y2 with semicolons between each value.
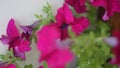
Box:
65;0;87;13
56;4;89;38
37;23;74;68
110;30;120;65
89;0;120;20
65;0;120;20
0;63;16;68
0;19;31;60
104;30;120;65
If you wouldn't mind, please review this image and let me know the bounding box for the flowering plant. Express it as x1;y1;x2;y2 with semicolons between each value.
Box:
0;0;120;68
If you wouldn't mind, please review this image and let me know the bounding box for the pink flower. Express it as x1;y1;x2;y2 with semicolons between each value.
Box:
37;4;89;68
65;0;120;20
37;23;74;68
0;19;31;60
65;0;87;13
56;4;89;38
89;0;120;20
0;63;16;68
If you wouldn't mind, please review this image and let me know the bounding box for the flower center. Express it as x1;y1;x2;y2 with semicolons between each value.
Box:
61;23;68;29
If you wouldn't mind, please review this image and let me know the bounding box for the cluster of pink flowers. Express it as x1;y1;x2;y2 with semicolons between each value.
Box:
65;0;120;21
0;0;120;68
65;0;120;67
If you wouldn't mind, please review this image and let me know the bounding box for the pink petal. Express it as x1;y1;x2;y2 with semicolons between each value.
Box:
37;23;74;67
0;35;10;44
6;64;16;68
37;23;61;60
63;4;74;24
13;46;26;60
65;0;75;6
18;40;31;52
55;4;73;25
74;0;86;13
65;0;87;13
55;6;65;25
71;17;90;35
7;19;20;37
107;0;120;17
46;49;74;68
89;0;106;7
8;38;21;49
102;11;109;21
79;0;86;6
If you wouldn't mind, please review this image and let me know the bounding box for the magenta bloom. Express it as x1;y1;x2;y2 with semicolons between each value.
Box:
56;4;89;39
37;23;74;68
89;0;120;20
65;0;87;13
66;0;120;20
37;4;89;68
0;63;16;68
0;19;31;60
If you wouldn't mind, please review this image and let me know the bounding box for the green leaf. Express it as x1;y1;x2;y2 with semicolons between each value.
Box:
43;61;48;68
24;64;33;68
34;14;41;18
0;54;6;60
34;3;55;27
70;21;114;67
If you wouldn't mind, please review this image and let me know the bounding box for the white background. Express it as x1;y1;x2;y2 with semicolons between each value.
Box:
0;0;64;67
